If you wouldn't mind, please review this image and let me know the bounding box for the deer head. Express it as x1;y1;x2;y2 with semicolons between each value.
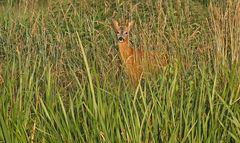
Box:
112;19;134;43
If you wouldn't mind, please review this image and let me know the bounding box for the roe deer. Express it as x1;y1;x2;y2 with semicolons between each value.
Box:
112;19;168;87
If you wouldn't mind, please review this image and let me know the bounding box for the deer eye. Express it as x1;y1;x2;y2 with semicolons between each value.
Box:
125;32;128;34
117;31;120;34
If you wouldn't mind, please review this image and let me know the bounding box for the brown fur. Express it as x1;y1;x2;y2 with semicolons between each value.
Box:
112;19;168;87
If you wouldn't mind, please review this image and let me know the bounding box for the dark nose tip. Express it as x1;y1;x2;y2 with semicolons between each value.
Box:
118;37;124;41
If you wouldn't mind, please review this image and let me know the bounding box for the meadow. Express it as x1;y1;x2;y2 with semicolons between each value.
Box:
0;0;239;142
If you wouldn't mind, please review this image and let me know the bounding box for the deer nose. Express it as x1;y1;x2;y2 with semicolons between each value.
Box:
118;37;124;41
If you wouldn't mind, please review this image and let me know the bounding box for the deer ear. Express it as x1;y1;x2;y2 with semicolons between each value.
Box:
127;20;134;31
112;19;120;31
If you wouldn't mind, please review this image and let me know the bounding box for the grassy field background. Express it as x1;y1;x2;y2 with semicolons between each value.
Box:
0;0;239;142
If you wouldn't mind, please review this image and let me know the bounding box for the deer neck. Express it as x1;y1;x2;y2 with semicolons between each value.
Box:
118;40;133;63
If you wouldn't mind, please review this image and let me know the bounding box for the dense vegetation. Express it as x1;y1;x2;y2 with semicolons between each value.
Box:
0;0;239;142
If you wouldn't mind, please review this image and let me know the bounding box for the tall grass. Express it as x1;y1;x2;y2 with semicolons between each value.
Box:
0;0;239;142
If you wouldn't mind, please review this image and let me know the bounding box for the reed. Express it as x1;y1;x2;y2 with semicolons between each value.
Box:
0;0;239;142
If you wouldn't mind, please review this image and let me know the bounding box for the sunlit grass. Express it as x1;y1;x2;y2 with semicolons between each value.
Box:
0;0;239;142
